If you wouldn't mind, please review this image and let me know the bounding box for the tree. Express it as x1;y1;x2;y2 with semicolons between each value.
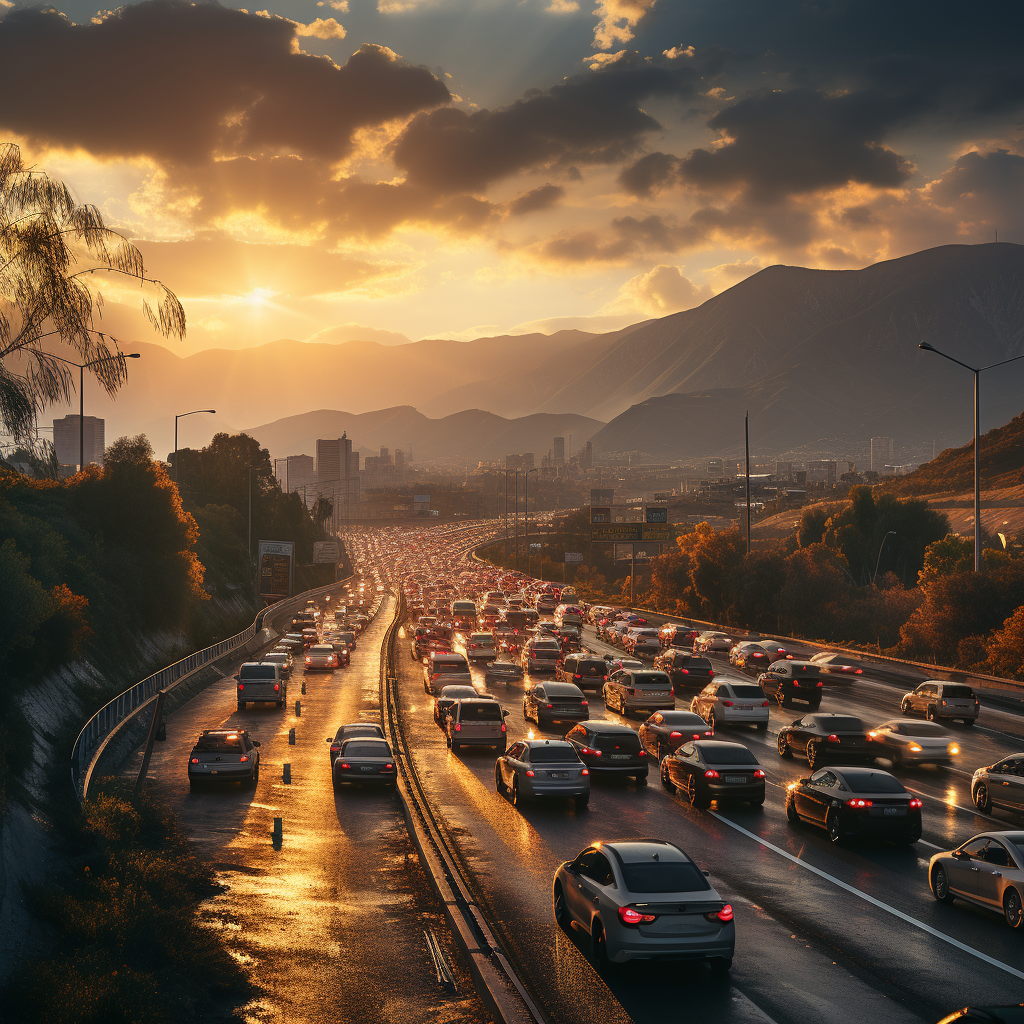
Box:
682;524;745;621
984;607;1024;679
918;534;974;588
798;504;830;547
0;144;185;439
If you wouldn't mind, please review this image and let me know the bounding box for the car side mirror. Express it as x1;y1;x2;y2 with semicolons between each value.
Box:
954;850;970;860
502;709;510;717
326;737;333;742
702;870;710;877
252;741;261;748
800;778;811;784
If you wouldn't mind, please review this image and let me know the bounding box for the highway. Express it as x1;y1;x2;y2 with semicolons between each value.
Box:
354;522;1024;1024
122;579;491;1024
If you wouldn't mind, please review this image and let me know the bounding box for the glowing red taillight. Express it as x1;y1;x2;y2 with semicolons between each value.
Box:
239;755;249;762
909;798;923;809
828;733;838;742
722;700;734;707
340;762;351;769
525;769;535;777
454;724;461;731
669;731;682;739
846;798;872;808
753;769;765;778
274;683;280;691
581;768;589;776
716;905;734;922
190;758;199;763
618;906;656;925
704;769;719;778
237;683;244;691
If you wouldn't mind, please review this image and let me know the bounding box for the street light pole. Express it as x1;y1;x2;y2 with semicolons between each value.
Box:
525;468;537;577
514;470;520;569
873;531;897;585
919;342;1024;571
174;409;216;483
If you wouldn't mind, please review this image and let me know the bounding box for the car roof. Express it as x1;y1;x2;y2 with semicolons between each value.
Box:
830;766;896;780
585;722;636;734
439;684;478;694
201;729;248;737
603;839;689;864
525;739;574;750
544;682;583;694
693;739;753;752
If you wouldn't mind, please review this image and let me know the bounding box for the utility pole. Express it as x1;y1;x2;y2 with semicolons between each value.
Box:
745;411;752;555
514;470;519;569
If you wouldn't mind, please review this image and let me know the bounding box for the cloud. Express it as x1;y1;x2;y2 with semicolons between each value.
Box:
316;1;349;9
663;45;693;59
586;50;626;70
0;2;448;163
507;183;564;216
925;148;1024;238
538;213;703;263
592;0;656;51
546;0;580;12
611;264;712;315
392;50;715;194
618;151;679;196
291;17;346;39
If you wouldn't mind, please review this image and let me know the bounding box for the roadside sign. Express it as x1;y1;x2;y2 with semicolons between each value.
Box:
564;552;584;563
313;540;341;564
257;540;294;599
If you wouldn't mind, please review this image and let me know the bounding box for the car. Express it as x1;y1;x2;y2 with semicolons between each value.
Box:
758;661;825;708
188;729;261;790
235;662;287;710
409;625;431;660
659;624;700;648
326;722;386;764
336;630;357;652
603;669;674;717
434;684;484;726
557;654;610;691
623;628;662;658
730;642;772;673
868;719;961;765
929;831;1024;928
457;631;498;661
495;739;590;807
972;755;1024;814
660;740;766;807
279;633;305;653
523;681;589;728
261;650;293;678
638;710;713;759
901;681;980;725
446;698;510;752
301;627;320;648
755;640;796;663
332;738;397;789
652;650;715;692
304;644;339;671
808;652;864;675
484;659;525;686
603;655;644;674
689;681;770;732
694;631;733;653
776;713;874;769
564;722;649;782
552;840;734;970
786;767;922;844
327;639;352;666
423;651;472;694
522;638;562;675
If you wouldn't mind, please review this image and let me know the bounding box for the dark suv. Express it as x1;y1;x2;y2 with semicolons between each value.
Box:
759;661;824;708
188;729;261;790
653;649;714;692
564;722;649;783
558;654;610;691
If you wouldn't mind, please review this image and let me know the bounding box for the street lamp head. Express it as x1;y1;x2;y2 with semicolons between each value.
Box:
919;342;935;351
125;352;141;359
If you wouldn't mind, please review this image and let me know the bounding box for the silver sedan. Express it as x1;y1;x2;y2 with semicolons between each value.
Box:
868;719;960;766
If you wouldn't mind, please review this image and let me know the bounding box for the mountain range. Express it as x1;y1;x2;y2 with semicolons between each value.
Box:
43;242;1024;465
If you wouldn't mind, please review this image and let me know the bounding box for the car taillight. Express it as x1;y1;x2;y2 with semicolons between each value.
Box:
638;750;646;757
581;768;589;776
816;681;823;687
618;906;656;925
581;746;601;757
708;670;714;678
846;798;872;808
330;745;340;752
274;683;280;691
909;798;923;809
574;673;582;679
237;683;244;690
669;731;682;739
525;769;535;777
191;758;199;763
753;769;765;778
762;700;770;707
680;668;689;674
722;700;734;707
454;724;461;731
239;755;249;762
383;763;395;771
828;734;838;742
581;699;589;706
713;904;734;922
500;723;506;732
855;668;863;674
340;762;351;769
704;769;719;778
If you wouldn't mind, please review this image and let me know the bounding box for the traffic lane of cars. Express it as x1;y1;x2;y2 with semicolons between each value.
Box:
396;624;932;1024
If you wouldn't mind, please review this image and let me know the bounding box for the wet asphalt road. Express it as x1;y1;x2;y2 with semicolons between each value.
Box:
392;617;1024;1024
126;588;492;1024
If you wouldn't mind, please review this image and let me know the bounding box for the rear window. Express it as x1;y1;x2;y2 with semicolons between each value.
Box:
591;732;641;753
620;860;711;894
701;745;759;765
504;611;529;627
239;665;276;679
943;685;975;698
194;735;243;752
528;745;581;763
816;716;865;732
471;634;493;643
342;741;391;757
575;660;608;675
338;632;356;642
460;703;502;721
728;685;764;698
844;772;906;794
899;722;948;736
631;673;671;688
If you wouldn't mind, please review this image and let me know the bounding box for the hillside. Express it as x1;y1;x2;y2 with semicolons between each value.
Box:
243;407;605;464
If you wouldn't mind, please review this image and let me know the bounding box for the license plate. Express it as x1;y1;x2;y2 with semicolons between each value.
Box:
724;775;746;783
736;705;753;710
360;766;376;772
210;770;218;774
610;754;631;760
551;772;569;779
883;806;906;816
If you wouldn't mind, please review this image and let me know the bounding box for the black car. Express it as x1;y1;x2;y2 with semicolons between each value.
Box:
564;722;649;783
484;660;525;686
558;654;610;691
786;766;922;844
523;681;589;729
733;642;771;673
653;649;715;692
759;661;824;708
188;729;261;790
326;722;386;764
660;740;766;808
332;738;397;789
336;630;357;652
638;710;714;758
777;713;874;769
434;684;482;726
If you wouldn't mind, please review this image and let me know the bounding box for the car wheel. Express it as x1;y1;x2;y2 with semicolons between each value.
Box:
495;766;506;794
592;923;612;973
750;795;765;807
575;795;589;810
806;741;821;770
661;767;675;792
511;780;525;806
975;782;992;813
635;772;648;786
900;699;910;714
756;722;768;733
553;886;571;929
931;865;955;904
786;798;799;823
237;701;246;711
963;719;975;727
689;778;711;810
446;733;452;749
708;712;717;732
332;771;341;792
826;809;843;843
657;742;667;760
188;780;198;792
926;706;936;722
1004;887;1023;929
778;733;792;758
710;958;732;973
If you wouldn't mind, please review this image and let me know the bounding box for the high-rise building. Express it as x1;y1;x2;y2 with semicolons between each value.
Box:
53;415;104;469
553;436;565;465
807;460;838;486
277;454;314;492
316;434;360;512
379;446;391;464
582;440;593;469
394;449;405;480
775;461;793;483
870;437;894;472
706;458;724;477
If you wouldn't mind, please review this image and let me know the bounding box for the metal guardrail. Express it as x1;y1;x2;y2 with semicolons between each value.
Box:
71;576;348;801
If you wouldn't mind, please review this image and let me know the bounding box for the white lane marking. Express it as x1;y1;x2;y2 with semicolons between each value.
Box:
902;785;1001;822
916;839;944;850
729;989;783;1024
709;811;1024;982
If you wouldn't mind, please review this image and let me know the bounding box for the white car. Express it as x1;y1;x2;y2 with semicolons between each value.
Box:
694;632;733;653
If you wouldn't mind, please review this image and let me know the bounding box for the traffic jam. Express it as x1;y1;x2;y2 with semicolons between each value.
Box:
344;521;1024;1024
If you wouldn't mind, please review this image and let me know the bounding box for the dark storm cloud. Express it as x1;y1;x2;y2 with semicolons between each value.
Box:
0;1;449;162
507;184;564;216
392;51;722;194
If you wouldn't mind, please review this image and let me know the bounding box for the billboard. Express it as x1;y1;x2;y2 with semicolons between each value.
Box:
592;523;642;542
615;543;661;562
641;524;674;542
414;494;431;503
590;488;614;505
564;552;584;563
645;506;668;523
257;540;294;600
313;540;341;564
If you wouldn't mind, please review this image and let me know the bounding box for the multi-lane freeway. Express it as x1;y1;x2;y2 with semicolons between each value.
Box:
350;521;1024;1024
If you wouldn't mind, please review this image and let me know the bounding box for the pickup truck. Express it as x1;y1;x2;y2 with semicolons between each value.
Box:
236;662;287;710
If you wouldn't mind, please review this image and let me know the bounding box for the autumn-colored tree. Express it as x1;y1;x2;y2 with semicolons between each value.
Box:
918;533;974;587
984;607;1024;679
731;548;787;631
685;525;745;621
778;543;851;638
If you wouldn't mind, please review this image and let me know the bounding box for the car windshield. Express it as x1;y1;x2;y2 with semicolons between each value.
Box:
529;746;581;763
435;661;468;673
440;687;477;697
729;685;764;698
337;727;380;740
816;716;864;732
620;860;711;894
631;673;671;688
659;712;704;725
943;685;975;698
342;741;391;757
591;732;641;753
898;722;948;736
195;734;243;752
701;745;759;765
460;703;502;720
574;660;607;674
844;772;906;794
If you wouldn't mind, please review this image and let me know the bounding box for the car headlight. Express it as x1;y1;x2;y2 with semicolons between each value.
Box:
948;743;959;755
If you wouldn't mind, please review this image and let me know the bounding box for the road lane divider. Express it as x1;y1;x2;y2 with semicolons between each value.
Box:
709;811;1024;982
